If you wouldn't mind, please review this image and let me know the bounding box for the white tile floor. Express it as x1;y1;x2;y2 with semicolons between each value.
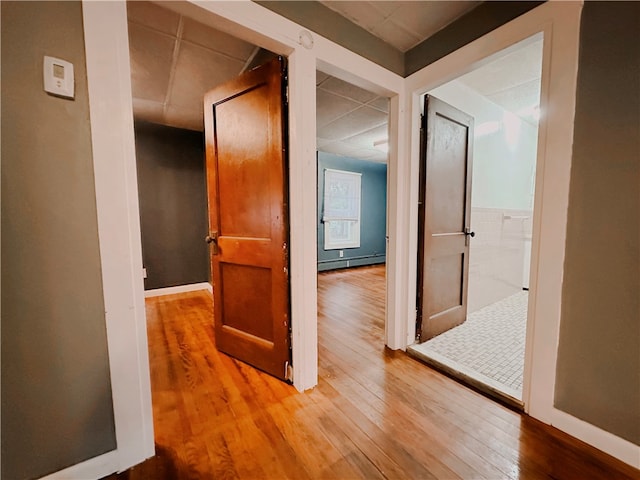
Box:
409;291;528;401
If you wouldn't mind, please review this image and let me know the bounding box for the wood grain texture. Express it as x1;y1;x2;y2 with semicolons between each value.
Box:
106;265;639;480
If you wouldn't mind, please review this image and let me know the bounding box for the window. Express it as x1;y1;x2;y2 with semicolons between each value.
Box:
323;168;361;249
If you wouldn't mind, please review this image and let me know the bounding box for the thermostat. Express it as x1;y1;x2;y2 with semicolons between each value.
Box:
43;56;74;99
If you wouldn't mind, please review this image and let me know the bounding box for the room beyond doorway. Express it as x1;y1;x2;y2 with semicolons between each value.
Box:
409;36;543;406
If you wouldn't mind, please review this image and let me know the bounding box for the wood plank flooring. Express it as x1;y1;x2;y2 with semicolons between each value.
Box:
107;265;639;479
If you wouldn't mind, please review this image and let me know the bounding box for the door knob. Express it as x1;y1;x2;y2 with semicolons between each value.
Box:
464;227;475;237
205;231;219;254
464;228;475;246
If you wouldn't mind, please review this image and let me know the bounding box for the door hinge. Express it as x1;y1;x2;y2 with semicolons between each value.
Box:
284;361;293;382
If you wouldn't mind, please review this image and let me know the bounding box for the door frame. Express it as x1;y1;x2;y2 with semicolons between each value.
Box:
404;0;582;430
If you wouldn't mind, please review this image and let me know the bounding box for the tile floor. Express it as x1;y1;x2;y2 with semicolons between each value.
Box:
409;291;528;401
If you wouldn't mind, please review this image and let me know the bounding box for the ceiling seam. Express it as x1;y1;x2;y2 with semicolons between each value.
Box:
163;15;185;118
240;47;261;74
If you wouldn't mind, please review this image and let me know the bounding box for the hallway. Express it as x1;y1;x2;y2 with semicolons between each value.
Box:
108;265;637;479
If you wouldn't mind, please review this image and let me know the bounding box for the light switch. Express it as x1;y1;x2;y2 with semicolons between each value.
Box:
43;56;74;99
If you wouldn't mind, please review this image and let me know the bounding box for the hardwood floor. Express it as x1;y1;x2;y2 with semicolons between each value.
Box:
107;265;639;479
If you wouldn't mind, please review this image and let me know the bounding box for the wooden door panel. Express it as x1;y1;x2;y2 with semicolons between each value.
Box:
425;253;464;316
417;95;474;341
217;237;272;267
215;87;273;239
429;115;469;234
220;263;274;340
204;57;290;380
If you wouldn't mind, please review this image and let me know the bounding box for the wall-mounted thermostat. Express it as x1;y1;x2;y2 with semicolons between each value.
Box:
43;56;74;99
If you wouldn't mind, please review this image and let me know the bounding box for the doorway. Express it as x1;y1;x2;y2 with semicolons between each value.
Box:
315;72;389;350
408;36;543;406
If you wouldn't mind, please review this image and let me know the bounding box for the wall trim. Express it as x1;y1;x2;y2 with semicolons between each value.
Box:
38;450;119;480
82;0;155;473
144;282;212;298
551;409;640;469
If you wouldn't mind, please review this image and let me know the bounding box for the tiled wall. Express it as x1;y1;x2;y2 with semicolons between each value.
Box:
468;207;533;313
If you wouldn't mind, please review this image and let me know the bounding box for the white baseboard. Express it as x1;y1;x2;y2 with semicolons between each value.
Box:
552;408;640;469
39;450;119;480
144;282;212;298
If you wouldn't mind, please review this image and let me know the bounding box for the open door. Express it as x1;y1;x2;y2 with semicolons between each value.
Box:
416;95;474;342
204;57;291;381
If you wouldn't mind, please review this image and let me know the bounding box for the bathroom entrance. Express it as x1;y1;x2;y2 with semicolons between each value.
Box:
409;35;543;406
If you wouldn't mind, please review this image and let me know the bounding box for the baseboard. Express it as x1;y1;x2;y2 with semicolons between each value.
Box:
552;408;640;469
318;257;386;271
144;282;212;298
38;450;119;480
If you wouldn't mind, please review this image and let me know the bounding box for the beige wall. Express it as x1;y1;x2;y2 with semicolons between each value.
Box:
1;2;117;478
555;1;640;445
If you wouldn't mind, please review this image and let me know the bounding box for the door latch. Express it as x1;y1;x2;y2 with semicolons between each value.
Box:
205;231;219;255
464;227;475;246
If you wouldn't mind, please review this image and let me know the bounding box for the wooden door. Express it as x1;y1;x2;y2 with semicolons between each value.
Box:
204;57;290;380
416;95;474;342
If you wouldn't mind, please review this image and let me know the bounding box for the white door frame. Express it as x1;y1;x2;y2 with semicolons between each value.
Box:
404;0;583;424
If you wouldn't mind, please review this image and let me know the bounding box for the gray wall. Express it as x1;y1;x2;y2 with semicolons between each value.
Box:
1;2;117;479
404;1;544;76
255;1;542;78
555;1;640;445
255;1;404;75
134;121;210;290
317;152;387;271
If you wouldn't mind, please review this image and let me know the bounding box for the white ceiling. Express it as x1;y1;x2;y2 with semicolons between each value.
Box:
457;39;543;122
320;1;480;52
317;72;389;163
127;1;258;131
127;1;540;165
127;1;390;162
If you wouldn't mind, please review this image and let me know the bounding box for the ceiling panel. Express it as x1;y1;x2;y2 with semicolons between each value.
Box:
389;2;479;41
127;1;255;132
316;89;362;128
316;71;331;85
486;79;541;115
321;0;480;52
128;24;175;103
319;76;378;104
457;40;543;97
323;1;386;30
319;141;364;158
349;147;388;163
456;39;543;122
181;17;256;60
132;98;164;124
318;106;388;141
127;0;180;35
369;1;403;17
368;97;389;113
317;70;390;163
372;19;421;52
170;42;245;111
344;123;389;146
